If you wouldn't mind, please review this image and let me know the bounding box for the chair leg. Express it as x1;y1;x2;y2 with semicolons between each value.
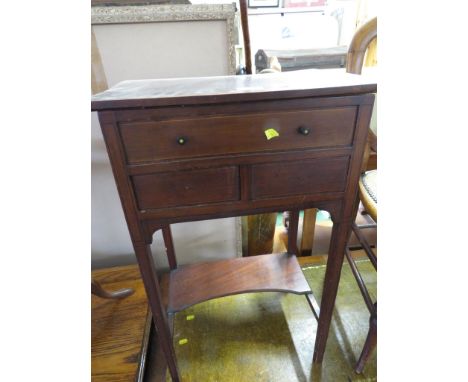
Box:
355;306;377;374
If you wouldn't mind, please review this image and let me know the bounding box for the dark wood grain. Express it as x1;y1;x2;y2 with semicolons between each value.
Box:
140;190;345;226
113;93;371;123
127;145;354;177
160;253;311;313
132;166;240;209
92;70;376;381
133;243;181;381
119;105;357;164
250;156;350;199
91;69;376;110
313;102;374;363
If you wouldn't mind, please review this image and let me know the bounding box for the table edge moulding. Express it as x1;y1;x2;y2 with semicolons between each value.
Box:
91;68;377;382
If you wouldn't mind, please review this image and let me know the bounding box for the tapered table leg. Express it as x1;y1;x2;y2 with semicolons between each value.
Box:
313;221;351;363
134;243;180;382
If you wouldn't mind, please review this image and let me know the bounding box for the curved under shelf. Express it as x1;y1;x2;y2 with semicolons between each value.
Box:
160;252;312;313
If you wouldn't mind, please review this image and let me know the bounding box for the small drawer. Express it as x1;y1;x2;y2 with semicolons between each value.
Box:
250;156;349;199
132;166;240;210
119;106;357;164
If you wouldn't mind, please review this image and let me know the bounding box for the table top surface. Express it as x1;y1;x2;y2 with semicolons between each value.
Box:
91;68;377;111
92;265;150;382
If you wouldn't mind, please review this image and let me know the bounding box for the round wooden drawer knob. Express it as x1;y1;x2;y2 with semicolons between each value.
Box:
298;126;310;136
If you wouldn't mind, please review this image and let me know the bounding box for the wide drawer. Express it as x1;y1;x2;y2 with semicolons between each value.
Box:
119;106;357;164
132;166;240;210
251;156;349;199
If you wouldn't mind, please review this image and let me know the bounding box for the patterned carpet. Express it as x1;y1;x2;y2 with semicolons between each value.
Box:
168;257;377;381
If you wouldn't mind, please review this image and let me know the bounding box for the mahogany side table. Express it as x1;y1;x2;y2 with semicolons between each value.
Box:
92;69;376;381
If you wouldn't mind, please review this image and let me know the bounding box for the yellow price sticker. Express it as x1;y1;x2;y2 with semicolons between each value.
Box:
264;128;279;140
178;338;188;345
186;315;195;321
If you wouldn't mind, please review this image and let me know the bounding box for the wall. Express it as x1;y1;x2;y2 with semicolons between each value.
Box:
91;15;239;269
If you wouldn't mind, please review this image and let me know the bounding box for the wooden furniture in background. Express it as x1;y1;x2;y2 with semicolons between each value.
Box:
92;265;152;382
346;17;377;75
297;16;377;256
346;17;377;172
239;0;253;74
255;47;347;73
346;170;377;373
91;278;134;299
242;213;277;256
344;16;377;373
299;208;318;256
92;69;376;381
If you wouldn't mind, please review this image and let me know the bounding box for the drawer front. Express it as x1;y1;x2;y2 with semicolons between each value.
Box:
132;166;240;210
251;156;349;199
120;106;357;164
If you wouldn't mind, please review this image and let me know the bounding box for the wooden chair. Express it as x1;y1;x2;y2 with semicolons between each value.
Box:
347;168;377;373
91;278;134;299
286;16;378;373
344;17;377;373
